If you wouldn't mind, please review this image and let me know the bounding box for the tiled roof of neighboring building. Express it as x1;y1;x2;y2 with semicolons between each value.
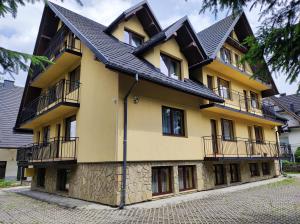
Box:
197;14;239;58
0;81;32;148
47;2;223;103
275;94;300;113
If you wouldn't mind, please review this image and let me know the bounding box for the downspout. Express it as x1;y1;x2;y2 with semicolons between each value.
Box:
119;74;139;209
275;129;282;174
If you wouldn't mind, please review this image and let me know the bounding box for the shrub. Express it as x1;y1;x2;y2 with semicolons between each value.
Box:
0;179;16;188
295;147;300;162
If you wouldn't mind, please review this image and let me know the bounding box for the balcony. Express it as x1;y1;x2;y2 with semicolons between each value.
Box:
17;137;78;165
30;26;81;88
20;80;80;129
200;88;283;125
202;135;281;160
279;143;293;160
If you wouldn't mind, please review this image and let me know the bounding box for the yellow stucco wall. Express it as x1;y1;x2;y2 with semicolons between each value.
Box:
111;15;150;42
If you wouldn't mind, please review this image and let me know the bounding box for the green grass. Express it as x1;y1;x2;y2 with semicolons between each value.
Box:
0;179;18;188
284;171;300;174
268;178;296;187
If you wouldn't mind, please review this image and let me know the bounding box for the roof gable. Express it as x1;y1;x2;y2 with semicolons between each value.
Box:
104;0;161;37
134;16;209;68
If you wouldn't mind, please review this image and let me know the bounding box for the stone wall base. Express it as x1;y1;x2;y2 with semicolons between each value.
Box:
31;159;278;206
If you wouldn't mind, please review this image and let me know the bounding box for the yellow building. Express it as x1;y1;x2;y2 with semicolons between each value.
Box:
15;1;288;206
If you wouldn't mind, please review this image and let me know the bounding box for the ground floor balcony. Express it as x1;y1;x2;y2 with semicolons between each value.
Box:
17;137;78;166
19;80;80;129
202;135;290;160
200;88;284;125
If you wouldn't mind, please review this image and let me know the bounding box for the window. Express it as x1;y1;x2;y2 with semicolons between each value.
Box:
250;92;259;109
214;164;225;185
221;119;235;141
57;169;71;191
207;75;214;90
124;29;144;47
0;161;7;179
160;53;181;80
65;116;76;140
152;167;172;196
69;66;80;92
220;47;231;63
262;162;270;175
230;164;240;183
234;53;245;71
249;163;260;177
36;168;46;187
42;126;50;144
178;166;195;191
162;106;185;136
254;126;264;143
218;78;231;99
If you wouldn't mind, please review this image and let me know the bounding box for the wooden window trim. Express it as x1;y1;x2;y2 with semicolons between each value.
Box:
124;28;144;47
162;106;185;137
221;118;235;141
217;77;232;100
250;91;259;109
254;126;264;144
178;166;195;192
65;115;76;140
152;166;173;196
160;53;182;80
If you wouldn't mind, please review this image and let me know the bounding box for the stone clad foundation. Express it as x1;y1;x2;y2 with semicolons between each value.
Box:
31;159;280;206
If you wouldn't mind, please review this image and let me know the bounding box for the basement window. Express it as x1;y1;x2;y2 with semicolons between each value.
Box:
249;163;260;177
214;164;225;185
178;166;195;191
57;169;71;192
262;162;270;175
36;168;46;187
152;166;172;196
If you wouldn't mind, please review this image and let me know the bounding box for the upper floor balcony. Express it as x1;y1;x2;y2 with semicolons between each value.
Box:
30;26;82;88
200;87;283;125
17;137;78;166
19;79;80;129
202;135;291;160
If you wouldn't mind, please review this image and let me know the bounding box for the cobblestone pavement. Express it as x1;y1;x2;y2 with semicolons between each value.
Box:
0;177;300;224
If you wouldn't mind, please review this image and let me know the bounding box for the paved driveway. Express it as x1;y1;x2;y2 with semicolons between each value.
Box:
0;177;300;224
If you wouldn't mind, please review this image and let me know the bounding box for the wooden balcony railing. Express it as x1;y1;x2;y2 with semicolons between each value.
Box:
20;79;80;124
31;26;81;80
202;135;281;159
17;137;78;164
211;87;277;119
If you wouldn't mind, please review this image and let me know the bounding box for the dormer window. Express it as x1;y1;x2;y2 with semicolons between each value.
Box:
220;47;231;64
124;29;144;47
160;53;181;80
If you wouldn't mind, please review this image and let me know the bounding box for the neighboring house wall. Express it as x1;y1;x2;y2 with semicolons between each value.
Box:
0;148;17;179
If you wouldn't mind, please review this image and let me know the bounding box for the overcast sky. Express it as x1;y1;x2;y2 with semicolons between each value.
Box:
0;0;298;94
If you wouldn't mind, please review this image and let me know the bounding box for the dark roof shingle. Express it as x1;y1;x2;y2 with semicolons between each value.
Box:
0;84;32;148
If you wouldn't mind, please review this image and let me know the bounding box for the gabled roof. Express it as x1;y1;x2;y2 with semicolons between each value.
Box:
134;16;209;67
197;13;241;58
104;0;161;37
0;82;32;148
270;95;300;122
197;12;278;96
45;2;223;103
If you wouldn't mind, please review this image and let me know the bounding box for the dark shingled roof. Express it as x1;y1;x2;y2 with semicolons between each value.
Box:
0;82;32;148
47;2;223;102
274;94;300;115
197;13;240;58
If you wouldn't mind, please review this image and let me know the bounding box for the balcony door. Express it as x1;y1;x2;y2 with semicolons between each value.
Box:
55;124;61;158
247;126;255;155
243;90;249;112
210;119;219;154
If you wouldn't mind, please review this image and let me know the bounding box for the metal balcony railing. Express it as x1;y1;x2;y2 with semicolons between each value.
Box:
211;87;277;119
20;79;80;123
279;143;293;159
31;26;81;80
202;135;280;159
17;137;78;163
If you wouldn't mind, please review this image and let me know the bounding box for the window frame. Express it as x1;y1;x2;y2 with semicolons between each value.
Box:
217;78;231;100
214;164;226;185
178;165;195;192
262;162;270;175
249;163;260;177
124;28;144;47
36;168;46;188
250;91;259;109
68;66;80;93
160;53;182;80
57;169;71;192
254;126;264;144
152;166;173;196
162;106;185;137
230;163;240;183
220;47;232;64
221;118;235;141
65;115;76;140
